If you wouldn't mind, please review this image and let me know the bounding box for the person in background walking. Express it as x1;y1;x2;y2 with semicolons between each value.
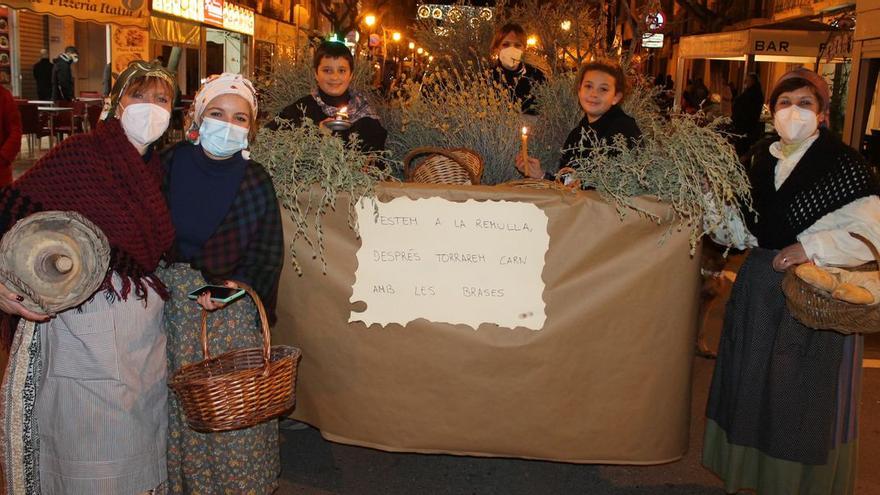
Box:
32;49;53;100
51;46;78;101
732;72;765;157
0;84;22;187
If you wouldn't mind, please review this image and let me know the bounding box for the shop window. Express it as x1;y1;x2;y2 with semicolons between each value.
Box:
206;27;244;76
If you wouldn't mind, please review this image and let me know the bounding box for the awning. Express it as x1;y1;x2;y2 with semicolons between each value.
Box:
150;14;199;46
678;23;846;64
1;0;148;28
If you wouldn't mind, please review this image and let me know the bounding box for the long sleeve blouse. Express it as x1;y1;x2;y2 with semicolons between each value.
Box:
706;132;880;267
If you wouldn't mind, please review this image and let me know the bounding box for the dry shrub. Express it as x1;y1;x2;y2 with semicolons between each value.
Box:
251;119;395;273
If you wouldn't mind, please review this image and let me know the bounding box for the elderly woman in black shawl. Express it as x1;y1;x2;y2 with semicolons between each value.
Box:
703;68;880;495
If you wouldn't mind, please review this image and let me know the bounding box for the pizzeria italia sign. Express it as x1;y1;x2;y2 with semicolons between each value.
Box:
2;0;149;27
152;0;254;35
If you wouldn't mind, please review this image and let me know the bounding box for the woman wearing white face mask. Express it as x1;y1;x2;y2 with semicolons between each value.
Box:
489;23;546;115
158;73;283;494
703;69;880;494
0;60;176;494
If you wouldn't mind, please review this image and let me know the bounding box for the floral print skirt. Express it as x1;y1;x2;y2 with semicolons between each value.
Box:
159;264;280;495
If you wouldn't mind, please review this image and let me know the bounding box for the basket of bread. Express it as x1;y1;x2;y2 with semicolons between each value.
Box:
782;233;880;334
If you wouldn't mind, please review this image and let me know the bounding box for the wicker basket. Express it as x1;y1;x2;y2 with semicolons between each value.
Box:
782;233;880;335
169;283;302;432
505;167;581;191
403;147;483;185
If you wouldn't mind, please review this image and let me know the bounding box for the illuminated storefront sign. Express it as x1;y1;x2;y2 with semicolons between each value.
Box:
204;0;224;26
223;3;254;35
152;0;203;24
152;0;253;35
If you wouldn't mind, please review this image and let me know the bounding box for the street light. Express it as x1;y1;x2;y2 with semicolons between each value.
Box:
416;47;424;55
408;42;415;50
560;20;571;31
392;32;402;42
526;36;538;47
365;14;376;27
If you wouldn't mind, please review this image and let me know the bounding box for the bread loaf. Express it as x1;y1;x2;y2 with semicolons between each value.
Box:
832;283;876;305
794;263;839;292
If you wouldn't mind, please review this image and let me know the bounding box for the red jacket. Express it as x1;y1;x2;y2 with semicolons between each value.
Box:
0;86;22;186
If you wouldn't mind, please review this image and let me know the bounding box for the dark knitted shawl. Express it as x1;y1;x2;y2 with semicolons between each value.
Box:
744;129;880;249
0;118;175;301
161;142;284;323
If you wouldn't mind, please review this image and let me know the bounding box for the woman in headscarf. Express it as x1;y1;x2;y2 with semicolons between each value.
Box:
0;60;176;494
703;68;880;494
159;73;283;494
266;40;387;152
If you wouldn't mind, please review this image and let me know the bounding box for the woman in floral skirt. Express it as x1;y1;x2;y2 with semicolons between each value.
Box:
159;73;284;494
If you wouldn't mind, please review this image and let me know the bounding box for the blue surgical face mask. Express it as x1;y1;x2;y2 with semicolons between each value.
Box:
198;117;249;158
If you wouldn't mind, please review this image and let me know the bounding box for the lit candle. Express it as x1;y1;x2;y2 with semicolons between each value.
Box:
337;106;349;120
520;126;529;160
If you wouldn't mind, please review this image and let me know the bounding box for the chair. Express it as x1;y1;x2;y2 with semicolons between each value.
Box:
50;101;85;139
16;103;48;156
85;104;102;133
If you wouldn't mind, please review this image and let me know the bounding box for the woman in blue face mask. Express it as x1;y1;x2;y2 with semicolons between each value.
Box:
158;73;284;494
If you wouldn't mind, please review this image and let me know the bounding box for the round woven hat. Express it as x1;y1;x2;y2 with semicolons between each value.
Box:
0;211;110;313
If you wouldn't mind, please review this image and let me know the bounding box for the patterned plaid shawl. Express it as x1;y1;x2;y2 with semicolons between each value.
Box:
161;143;284;323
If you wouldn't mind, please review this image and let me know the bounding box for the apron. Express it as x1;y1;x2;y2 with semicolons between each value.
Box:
36;274;167;494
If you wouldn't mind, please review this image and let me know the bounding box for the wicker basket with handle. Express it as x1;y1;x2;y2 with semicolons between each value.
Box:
169;283;302;432
782;232;880;335
403;147;483;185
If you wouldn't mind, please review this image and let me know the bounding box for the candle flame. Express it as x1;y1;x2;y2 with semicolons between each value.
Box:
521;126;528;136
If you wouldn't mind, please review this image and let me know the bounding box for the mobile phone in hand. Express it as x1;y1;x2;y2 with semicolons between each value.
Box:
187;285;246;304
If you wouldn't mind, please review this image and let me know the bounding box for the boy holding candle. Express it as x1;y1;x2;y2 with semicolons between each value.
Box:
266;40;387;152
516;60;641;180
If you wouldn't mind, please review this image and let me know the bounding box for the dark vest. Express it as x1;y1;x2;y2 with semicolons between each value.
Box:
743;129;880;249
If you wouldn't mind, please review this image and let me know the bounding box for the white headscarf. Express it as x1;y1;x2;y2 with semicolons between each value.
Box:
189;72;258;128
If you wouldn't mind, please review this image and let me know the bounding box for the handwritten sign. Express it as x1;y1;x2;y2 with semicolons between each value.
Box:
350;197;549;330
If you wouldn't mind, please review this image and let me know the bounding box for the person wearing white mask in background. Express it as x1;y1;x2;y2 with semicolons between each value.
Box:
702;69;880;494
158;73;283;494
0;60;176;494
489;23;545;115
51;45;78;101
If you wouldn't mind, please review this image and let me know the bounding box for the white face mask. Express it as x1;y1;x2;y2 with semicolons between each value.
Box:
773;105;819;144
118;103;171;154
498;46;523;70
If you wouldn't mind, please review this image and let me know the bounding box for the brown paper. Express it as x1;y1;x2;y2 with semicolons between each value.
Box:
273;183;702;464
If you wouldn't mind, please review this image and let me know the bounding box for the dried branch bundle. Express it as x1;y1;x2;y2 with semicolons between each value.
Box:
251;120;395;274
567;82;752;252
383;67;528;185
